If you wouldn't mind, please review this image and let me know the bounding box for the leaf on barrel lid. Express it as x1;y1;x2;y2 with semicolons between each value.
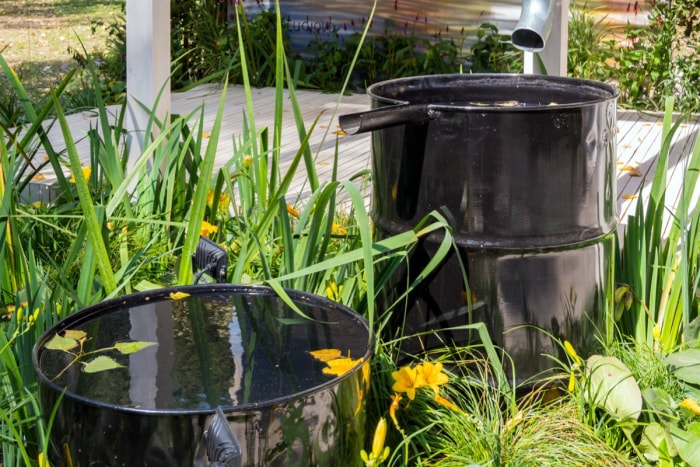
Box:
169;291;191;300
114;341;157;354
322;357;361;377
82;356;125;373
64;329;87;341
45;334;80;352
309;348;343;363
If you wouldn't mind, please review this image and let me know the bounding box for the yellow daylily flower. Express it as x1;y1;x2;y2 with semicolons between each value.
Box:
680;398;700;416
416;361;449;397
563;340;583;366
326;279;343;301
568;370;576;392
242;154;253;169
69;166;91;183
360;417;390;467
200;221;218;238
653;324;662;344
391;365;424;401
331;221;347;236
38;451;52;467
206;190;230;210
434;394;461;413
218;192;230;209
389;393;402;429
286;204;300;218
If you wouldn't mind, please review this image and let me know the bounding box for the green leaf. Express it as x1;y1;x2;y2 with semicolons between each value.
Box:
683;317;700;348
82;356;124;373
44;334;79;352
275;318;311;326
50;91;117;294
114;341;157;355
666;349;700;385
64;330;87;341
638;423;676;463
585;355;642;423
643;387;677;422
671;422;700;466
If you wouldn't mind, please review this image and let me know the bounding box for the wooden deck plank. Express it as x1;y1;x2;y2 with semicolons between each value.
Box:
615;110;700;235
23;84;698;236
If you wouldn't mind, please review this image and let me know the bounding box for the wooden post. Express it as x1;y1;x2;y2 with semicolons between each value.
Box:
524;0;568;76
125;0;171;161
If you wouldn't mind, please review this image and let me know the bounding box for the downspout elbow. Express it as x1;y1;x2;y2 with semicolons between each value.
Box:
512;0;555;52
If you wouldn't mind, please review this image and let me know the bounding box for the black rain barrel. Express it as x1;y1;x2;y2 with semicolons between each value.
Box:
339;73;619;383
33;284;372;466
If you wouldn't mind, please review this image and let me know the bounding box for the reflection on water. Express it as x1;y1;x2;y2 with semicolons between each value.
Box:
39;293;370;411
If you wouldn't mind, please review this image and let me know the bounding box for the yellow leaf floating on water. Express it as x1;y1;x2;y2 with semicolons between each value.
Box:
309;348;361;377
64;329;87;341
33;173;46;181
622;194;638;200
169;291;191;300
309;348;342;362
323;357;361;377
82;355;125;373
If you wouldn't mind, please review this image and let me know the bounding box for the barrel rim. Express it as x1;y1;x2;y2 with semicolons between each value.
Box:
32;284;374;417
366;73;620;111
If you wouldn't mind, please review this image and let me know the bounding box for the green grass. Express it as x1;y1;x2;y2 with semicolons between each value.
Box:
0;0;123;98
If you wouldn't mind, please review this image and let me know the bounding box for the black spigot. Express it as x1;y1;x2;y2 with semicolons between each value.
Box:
204;407;242;467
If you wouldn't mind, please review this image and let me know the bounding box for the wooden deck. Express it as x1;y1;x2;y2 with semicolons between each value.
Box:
26;84;700;232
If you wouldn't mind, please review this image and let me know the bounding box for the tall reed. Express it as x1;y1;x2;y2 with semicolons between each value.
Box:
615;97;700;352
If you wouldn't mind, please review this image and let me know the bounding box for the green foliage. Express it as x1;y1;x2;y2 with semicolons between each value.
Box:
43;329;155;380
613;0;700;112
562;339;700;466
172;2;291;89
469;23;523;73
567;3;614;81
379;344;630;466
302;26;466;93
569;0;700;112
303;22;518;93
1;5;454;463
68;9;127;106
614;98;700;352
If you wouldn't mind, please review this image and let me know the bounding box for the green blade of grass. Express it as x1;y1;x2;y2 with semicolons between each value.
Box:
50;91;116;295
177;83;228;285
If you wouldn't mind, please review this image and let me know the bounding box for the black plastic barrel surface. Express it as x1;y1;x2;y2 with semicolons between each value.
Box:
340;74;619;382
33;285;372;466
